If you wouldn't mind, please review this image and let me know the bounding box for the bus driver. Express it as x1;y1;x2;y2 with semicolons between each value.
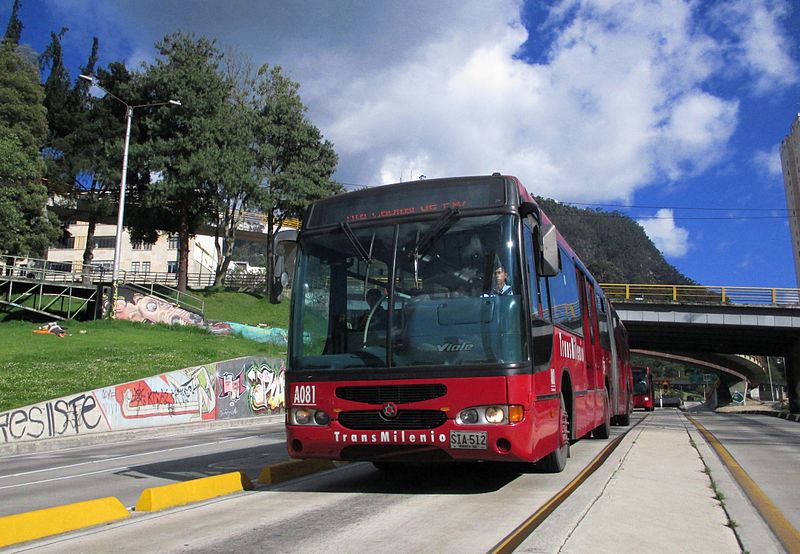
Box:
491;262;513;296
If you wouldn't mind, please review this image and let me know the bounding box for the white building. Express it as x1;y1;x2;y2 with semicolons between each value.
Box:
45;211;300;287
780;114;800;288
46;221;218;282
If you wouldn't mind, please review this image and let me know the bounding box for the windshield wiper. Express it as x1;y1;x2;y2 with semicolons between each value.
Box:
339;221;372;264
408;207;460;289
411;207;460;260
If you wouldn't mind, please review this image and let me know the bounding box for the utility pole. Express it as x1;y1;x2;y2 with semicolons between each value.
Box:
767;357;776;401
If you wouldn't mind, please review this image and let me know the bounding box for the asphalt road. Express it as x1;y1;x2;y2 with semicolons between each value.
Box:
0;416;287;516
4;416;642;552
4;409;795;553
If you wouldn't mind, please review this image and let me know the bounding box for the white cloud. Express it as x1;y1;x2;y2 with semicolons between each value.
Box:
33;0;799;202
754;144;783;178
309;0;774;200
637;209;690;257
713;0;799;93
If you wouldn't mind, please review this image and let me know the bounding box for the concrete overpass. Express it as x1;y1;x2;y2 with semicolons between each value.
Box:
602;284;800;412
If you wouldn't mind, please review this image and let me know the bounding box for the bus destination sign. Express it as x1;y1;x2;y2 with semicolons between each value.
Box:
305;177;507;228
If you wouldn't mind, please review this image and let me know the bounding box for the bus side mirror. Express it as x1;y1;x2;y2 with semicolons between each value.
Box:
538;224;559;277
519;201;539;219
271;230;298;304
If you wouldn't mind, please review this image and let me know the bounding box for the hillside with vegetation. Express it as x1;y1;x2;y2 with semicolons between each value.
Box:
536;198;695;285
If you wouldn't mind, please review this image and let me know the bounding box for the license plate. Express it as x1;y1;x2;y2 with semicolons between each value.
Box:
450;431;487;450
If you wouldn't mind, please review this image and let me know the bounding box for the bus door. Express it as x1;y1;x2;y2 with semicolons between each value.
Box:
598;294;620;416
578;273;603;423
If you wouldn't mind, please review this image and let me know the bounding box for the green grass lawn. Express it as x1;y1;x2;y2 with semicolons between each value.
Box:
0;290;292;412
199;290;289;327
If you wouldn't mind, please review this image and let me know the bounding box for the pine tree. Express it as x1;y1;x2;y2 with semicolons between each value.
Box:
252;65;339;296
0;41;60;256
132;33;230;292
2;0;22;46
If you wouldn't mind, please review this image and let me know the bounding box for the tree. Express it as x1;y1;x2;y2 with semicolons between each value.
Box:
251;65;339;297
45;38;130;279
132;33;231;292
2;0;22;47
535;198;695;285
0;41;60;257
209;51;261;287
40;28;73;159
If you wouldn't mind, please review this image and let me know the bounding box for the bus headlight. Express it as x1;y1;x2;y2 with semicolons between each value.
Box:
485;406;504;424
456;405;522;425
291;407;330;426
460;408;479;424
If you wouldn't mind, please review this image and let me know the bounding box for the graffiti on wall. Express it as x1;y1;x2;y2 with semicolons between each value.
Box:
114;366;217;421
114;287;204;326
0;392;110;443
0;356;284;445
215;358;285;419
111;287;289;349
247;360;285;414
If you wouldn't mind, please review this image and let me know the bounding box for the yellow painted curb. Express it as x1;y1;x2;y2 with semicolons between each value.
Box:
686;415;800;554
259;459;336;484
0;496;129;548
135;471;253;512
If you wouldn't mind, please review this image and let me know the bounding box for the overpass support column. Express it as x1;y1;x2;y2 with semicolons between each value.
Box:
786;340;800;414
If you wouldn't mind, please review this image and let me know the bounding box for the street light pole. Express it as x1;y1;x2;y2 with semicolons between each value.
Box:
114;105;133;288
767;357;775;402
79;75;180;316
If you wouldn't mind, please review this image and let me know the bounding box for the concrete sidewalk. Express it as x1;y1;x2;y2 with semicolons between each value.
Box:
518;410;771;553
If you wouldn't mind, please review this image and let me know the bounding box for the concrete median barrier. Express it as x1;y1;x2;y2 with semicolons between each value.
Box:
135;471;254;512
0;461;338;548
0;496;129;548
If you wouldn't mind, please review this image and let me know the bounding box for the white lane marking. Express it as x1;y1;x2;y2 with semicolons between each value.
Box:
0;436;280;481
0;463;159;490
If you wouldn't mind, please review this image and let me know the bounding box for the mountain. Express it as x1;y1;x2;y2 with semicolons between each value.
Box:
535;197;695;285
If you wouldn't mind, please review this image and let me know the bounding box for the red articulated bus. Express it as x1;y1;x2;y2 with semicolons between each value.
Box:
632;366;655;411
276;174;632;472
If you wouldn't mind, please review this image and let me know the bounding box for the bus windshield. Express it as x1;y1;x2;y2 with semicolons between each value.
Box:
290;214;525;371
633;370;650;394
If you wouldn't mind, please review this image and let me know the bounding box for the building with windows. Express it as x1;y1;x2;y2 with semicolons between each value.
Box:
44;195;302;287
780;114;800;287
46;221;218;283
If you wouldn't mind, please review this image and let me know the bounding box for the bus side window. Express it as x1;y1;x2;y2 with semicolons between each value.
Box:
596;293;611;350
548;248;582;336
539;276;552;323
528;221;552;322
523;223;540;316
523;221;553;370
580;275;595;345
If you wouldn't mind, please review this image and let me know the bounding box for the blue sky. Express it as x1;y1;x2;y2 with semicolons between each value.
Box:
4;0;799;287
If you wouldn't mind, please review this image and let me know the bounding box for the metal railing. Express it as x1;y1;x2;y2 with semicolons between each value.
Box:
601;283;800;307
0;255;269;291
0;255;111;285
120;270;269;290
123;282;205;316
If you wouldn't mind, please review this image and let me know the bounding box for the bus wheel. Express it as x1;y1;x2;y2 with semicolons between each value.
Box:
592;390;611;439
537;394;569;473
